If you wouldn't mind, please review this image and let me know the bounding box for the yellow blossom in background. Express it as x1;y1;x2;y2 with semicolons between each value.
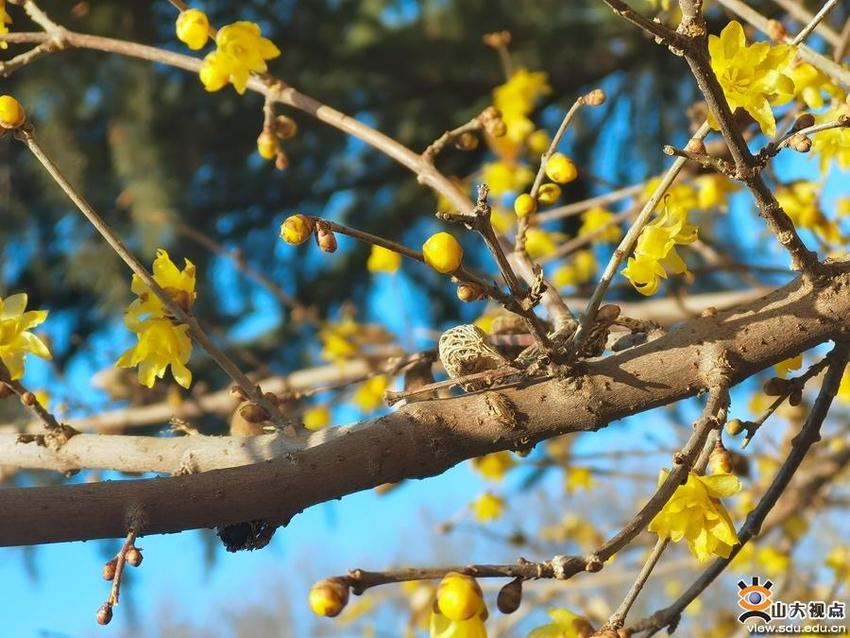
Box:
708;20;796;137
756;547;790;576
527;129;551;155
789;62;843;110
319;317;361;362
838;197;850;217
836;369;850;404
826;546;850;581
528;608;591;638
524;228;565;260
694;174;739;211
642;178;699;213
481;161;533;197
783;514;809;542
0;0;11;50
489;207;515;234
648;470;741;562
0;293;51;380
303;405;331;431
565;466;595;494
553;250;596;288
811;105;850;172
493;68;551;145
471;492;504;522
117;318;193;388
578;207;622;243
199;21;280;94
471;451;515;481
775;181;841;243
774;353;802;377
540;514;602;549
352;375;388;412
367;245;401;273
473;314;497;334
175;9;210;50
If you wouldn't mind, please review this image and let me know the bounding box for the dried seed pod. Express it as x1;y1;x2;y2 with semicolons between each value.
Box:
763;377;789;396
788;133;812;153
454;132;479;151
102;557;118;580
584;88;606;106
793;113;815;131
788;387;803;406
126;546;143;567
316;228;338;253
496;578;523;614
96;603;113;625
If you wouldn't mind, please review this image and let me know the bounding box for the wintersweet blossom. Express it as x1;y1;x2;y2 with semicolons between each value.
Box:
430;572;488;638
492;68;551;145
708;20;796;137
0;293;51;380
648;470;741;562
775;181;842;243
528;608;592;638
810;104;850;171
117;250;196;389
471;492;504;523
199;21;280;94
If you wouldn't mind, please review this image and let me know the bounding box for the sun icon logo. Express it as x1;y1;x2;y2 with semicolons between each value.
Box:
737;576;773;623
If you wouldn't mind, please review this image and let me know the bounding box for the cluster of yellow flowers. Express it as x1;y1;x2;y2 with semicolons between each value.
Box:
492;68;551;147
0;293;51;380
621;199;698;296
431;572;488;638
649;469;741;562
116;250;195;389
175;8;280;94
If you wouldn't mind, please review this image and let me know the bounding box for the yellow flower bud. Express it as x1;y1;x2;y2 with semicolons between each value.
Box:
422;232;463;273
545;153;578;184
436;572;484;621
457;283;485;302
280;214;314;245
538;183;562;206
308;578;350;617
256;131;279;160
513;193;537;218
725;418;745;436
0;95;26;129
527;130;550;155
175;9;210;50
199;52;229;92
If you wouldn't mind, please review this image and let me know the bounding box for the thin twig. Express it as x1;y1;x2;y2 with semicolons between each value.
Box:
771;0;841;47
16;129;291;429
534;182;644;224
790;0;840;46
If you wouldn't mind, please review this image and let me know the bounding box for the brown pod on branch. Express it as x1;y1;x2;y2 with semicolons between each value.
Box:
497;578;523;614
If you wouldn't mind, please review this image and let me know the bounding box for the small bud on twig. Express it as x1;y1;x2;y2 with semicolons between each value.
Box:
497;578;523;614
583;89;606;106
96;603;113;625
103;558;118;580
126;546;143;567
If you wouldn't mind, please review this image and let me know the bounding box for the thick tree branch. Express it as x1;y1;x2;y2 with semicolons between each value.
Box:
1;263;849;545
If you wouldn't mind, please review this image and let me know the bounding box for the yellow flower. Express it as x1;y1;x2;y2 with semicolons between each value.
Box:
117;250;196;389
430;613;487;638
694;174;739;211
471;451;515;482
826;546;850;581
513;193;537;218
199;21;280;94
775;181;841;243
525;228;564;259
367;245;401;273
579;207;622;243
648;470;741;562
116;318;193;388
126;249;196;321
352;375;388;412
493;68;551;145
0;94;26;129
528;609;590;638
789;62;843;111
553;250;596;288
537;183;562;206
481;161;533;197
0;1;12;50
774;353;802;377
423;232;463;273
540;514;602;549
708;20;796;137
811;105;850;171
471;492;504;522
175;9;210;51
565;466;594;494
642;178;699;212
303;405;331;431
622;201;697;296
319;317;360;362
0;293;51;380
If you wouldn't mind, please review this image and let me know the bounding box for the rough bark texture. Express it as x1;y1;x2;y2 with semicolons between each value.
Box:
1;263;848;546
